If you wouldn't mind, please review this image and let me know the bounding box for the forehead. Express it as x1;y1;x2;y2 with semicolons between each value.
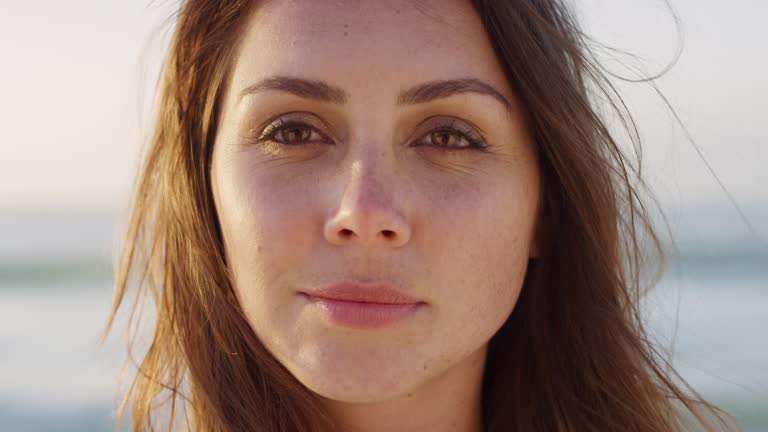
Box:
230;0;513;100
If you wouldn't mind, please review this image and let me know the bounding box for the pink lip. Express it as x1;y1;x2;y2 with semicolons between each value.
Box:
300;282;424;329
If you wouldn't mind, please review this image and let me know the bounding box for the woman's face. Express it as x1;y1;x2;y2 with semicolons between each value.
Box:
211;0;541;404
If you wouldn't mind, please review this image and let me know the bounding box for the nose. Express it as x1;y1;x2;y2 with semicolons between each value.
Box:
323;158;411;248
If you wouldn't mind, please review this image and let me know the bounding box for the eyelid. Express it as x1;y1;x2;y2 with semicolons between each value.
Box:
250;112;489;150
255;111;336;142
411;116;488;146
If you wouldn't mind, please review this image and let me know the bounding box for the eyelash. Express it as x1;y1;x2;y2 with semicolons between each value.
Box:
256;117;489;152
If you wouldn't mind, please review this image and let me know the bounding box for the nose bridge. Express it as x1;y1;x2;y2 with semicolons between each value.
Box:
324;141;411;247
348;149;393;208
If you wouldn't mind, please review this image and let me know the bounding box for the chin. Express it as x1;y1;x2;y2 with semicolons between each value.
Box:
302;371;418;404
288;342;426;403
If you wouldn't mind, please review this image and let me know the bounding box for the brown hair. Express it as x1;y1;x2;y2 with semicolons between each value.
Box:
103;1;738;431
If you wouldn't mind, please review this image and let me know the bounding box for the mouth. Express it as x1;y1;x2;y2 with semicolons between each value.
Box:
301;281;421;304
299;281;424;329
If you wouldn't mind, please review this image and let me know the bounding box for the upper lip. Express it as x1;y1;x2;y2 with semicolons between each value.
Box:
302;281;421;304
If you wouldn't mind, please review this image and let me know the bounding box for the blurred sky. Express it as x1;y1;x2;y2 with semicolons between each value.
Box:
0;0;765;210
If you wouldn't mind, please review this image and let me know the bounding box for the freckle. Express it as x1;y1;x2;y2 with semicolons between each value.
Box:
344;23;349;28
343;31;348;36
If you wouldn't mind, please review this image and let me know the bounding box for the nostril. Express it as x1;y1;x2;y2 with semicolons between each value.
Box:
336;228;398;241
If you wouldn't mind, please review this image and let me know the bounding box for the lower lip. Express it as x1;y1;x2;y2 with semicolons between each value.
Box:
300;294;421;329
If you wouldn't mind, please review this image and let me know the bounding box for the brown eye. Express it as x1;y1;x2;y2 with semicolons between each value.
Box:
430;130;467;149
411;118;488;152
258;116;331;146
277;125;313;143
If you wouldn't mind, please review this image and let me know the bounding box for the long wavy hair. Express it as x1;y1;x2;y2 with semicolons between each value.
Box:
103;1;738;431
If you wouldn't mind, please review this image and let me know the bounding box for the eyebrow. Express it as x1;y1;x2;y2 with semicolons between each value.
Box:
239;76;512;111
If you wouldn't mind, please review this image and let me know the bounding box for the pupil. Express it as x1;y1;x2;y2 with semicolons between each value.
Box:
435;131;452;146
286;127;307;142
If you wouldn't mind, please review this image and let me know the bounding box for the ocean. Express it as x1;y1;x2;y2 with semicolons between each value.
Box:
0;207;765;431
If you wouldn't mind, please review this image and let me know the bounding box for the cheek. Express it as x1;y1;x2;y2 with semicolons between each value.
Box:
426;170;537;335
446;213;529;314
213;158;318;297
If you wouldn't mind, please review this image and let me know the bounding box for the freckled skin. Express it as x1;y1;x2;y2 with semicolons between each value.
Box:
210;1;542;431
